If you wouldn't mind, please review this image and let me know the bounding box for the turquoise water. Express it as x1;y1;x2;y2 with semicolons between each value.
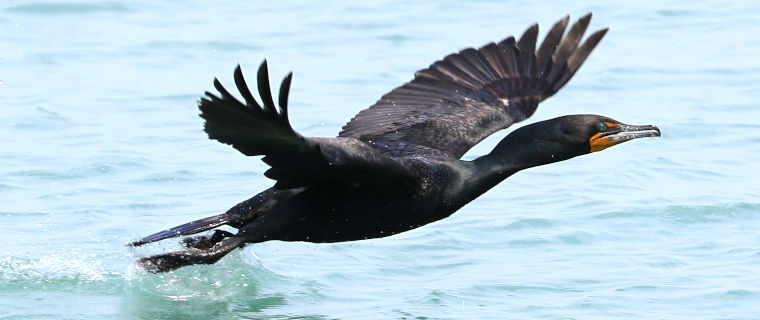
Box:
2;0;759;318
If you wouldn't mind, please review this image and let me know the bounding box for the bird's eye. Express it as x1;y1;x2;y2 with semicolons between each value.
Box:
599;123;608;132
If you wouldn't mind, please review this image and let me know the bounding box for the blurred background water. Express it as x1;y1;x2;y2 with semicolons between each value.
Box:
1;0;759;319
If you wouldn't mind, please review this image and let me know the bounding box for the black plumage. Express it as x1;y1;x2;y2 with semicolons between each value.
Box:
131;14;660;273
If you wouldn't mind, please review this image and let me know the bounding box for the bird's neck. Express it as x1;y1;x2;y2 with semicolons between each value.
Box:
461;133;583;203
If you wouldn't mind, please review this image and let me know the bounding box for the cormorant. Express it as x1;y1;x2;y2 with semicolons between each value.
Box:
131;14;660;273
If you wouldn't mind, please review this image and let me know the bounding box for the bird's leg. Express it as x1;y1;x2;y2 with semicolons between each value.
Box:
138;236;245;273
181;230;236;250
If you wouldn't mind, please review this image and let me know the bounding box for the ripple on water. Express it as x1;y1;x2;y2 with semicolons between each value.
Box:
718;289;760;300
0;252;121;291
503;217;557;230
658;202;760;224
142;40;262;52
592;202;760;224
122;252;289;319
6;2;133;15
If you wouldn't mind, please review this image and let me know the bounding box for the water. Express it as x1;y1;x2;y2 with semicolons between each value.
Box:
1;0;759;318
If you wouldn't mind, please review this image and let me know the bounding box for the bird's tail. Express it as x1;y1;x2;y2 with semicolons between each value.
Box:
128;213;230;247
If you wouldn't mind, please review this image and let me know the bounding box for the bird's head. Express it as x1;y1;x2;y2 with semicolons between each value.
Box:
498;114;661;169
527;114;661;155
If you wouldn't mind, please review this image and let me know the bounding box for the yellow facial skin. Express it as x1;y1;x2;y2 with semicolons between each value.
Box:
589;122;620;152
589;122;660;153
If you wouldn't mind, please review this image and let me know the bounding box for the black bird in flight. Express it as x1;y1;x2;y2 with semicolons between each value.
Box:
131;14;660;273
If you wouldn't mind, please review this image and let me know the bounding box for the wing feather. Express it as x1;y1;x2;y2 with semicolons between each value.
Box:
199;61;415;189
537;15;569;75
339;14;607;158
517;23;539;76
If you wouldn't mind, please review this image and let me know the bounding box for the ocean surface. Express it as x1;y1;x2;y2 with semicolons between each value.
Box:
1;1;759;319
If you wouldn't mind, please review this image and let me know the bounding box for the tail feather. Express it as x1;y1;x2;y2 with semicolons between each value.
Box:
129;213;230;247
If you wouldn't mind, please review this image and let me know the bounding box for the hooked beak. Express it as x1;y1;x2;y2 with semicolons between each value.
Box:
590;123;661;152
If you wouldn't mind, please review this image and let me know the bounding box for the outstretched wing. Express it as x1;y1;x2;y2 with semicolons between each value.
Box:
339;14;608;158
199;61;415;189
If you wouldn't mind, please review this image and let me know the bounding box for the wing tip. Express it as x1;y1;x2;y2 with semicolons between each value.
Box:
524;22;539;34
579;12;593;23
258;59;269;75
